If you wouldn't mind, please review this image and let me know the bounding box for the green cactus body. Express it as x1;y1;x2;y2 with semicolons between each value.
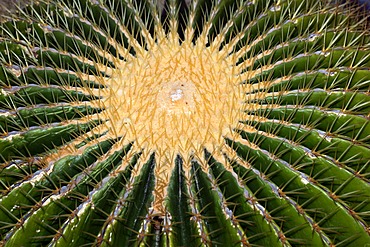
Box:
0;0;369;246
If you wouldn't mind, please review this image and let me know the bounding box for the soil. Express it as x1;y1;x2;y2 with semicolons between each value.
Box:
0;0;26;17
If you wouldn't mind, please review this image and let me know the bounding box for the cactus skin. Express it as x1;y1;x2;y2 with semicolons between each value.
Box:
0;0;370;246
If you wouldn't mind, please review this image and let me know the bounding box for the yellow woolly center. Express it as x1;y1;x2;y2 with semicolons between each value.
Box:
101;39;245;158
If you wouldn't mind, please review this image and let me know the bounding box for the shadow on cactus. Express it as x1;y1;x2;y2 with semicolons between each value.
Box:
0;0;369;246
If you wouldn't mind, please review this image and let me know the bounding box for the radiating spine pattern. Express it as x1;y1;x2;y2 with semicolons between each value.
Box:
0;0;369;246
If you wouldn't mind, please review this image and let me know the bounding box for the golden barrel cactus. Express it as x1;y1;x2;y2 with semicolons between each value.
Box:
0;0;369;246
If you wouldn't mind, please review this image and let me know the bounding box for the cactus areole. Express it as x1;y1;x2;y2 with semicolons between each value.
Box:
0;0;369;246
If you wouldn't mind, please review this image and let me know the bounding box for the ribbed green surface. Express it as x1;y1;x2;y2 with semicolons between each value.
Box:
0;0;369;246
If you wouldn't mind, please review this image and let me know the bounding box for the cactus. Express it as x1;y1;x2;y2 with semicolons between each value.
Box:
0;0;369;246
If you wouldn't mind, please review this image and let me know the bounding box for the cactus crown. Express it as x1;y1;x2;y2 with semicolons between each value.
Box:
0;0;369;246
